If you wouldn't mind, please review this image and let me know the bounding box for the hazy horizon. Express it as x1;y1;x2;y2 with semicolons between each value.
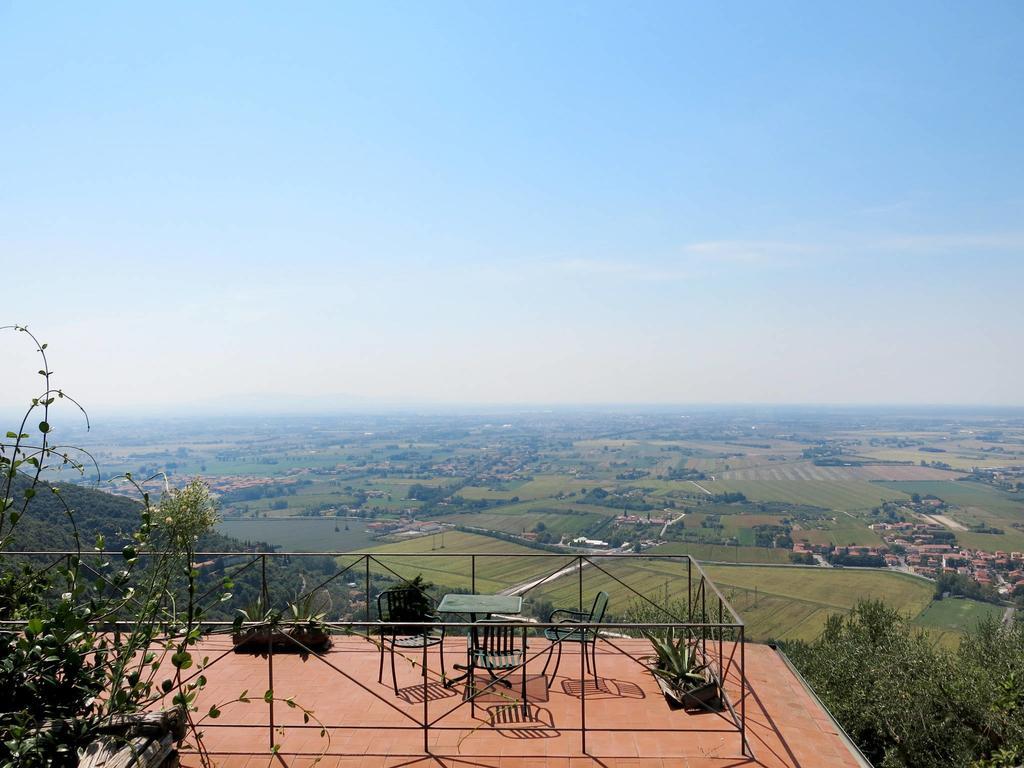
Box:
3;3;1022;410
5;395;1024;428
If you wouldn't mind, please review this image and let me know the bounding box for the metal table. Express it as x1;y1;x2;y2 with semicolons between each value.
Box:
438;593;523;687
437;593;523;618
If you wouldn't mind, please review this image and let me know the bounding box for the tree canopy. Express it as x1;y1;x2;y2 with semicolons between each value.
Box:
785;600;1024;768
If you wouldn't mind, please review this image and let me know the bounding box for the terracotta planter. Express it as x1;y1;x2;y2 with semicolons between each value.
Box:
652;672;719;710
232;626;332;653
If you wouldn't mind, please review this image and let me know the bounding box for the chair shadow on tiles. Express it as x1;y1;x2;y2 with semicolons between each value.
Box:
465;672;550;704
395;681;458;704
560;677;645;700
486;703;559;739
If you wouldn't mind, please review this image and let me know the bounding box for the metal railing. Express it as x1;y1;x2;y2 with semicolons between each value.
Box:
1;550;749;760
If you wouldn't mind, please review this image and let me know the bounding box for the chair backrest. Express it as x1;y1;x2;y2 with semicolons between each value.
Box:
588;591;609;623
377;587;433;631
472;620;526;672
473;620;525;657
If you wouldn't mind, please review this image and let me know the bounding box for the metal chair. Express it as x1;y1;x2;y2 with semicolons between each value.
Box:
541;591;609;682
468;620;528;715
377;586;445;694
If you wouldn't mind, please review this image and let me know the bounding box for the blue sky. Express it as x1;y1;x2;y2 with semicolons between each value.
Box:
2;2;1022;410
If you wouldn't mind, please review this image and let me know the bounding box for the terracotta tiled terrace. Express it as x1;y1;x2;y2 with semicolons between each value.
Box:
168;633;865;768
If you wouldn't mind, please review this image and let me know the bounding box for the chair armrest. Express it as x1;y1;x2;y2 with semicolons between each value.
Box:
548;608;588;622
427;613;446;636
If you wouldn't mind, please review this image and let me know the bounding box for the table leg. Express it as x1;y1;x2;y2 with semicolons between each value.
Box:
443;611;478;688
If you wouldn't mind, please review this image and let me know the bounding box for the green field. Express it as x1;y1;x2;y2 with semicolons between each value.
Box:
365;538;706;619
797;514;885;547
522;557;938;642
365;531;571;593
703;565;935;642
718;514;787;544
719;569;1010;647
650;542;791;564
876;480;1024;513
217;518;377;551
526;557;693;616
220;520;999;646
861;448;1005;471
724;591;836;642
700;479;909;510
457;475;598;502
912;597;1005;636
362;536;964;646
236;490;358;515
439;508;604;537
440;495;618;538
704;564;933;614
457;485;526;501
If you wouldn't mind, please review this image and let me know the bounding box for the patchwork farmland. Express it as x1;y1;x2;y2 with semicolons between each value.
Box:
71;407;1024;644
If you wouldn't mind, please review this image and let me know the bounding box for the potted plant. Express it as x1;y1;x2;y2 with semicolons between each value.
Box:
643;628;719;709
283;590;333;650
233;591;332;653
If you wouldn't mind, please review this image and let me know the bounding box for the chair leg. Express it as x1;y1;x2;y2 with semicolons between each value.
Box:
541;641;555;677
591;639;599;683
439;637;446;681
378;638;385;684
522;665;529;718
469;666;476;716
485;665;511;687
583;642;591;674
548;640;563;682
391;644;399;694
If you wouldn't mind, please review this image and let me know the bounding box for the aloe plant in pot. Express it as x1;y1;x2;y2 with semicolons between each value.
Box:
232;590;333;653
643;628;719;709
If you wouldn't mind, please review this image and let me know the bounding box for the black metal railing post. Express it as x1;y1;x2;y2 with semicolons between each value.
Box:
740;623;747;756
701;576;707;660
422;630;429;753
267;626;275;751
718;598;724;686
520;624;529;717
365;555;371;623
580;620;587;754
260;553;268;608
687;556;692;621
577;556;583;613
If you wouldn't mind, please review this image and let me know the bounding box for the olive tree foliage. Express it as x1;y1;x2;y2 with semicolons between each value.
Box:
784;600;1024;768
0;326;225;766
957;615;1024;768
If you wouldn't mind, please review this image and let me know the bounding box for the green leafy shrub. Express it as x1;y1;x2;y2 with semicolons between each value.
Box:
785;600;1024;768
0;327;224;766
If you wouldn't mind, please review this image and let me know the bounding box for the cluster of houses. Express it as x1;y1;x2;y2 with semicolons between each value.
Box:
793;519;1024;596
618;512;676;526
432;450;531;483
936;548;1024;591
969;465;1024;494
365;517;445;538
204;475;300;494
